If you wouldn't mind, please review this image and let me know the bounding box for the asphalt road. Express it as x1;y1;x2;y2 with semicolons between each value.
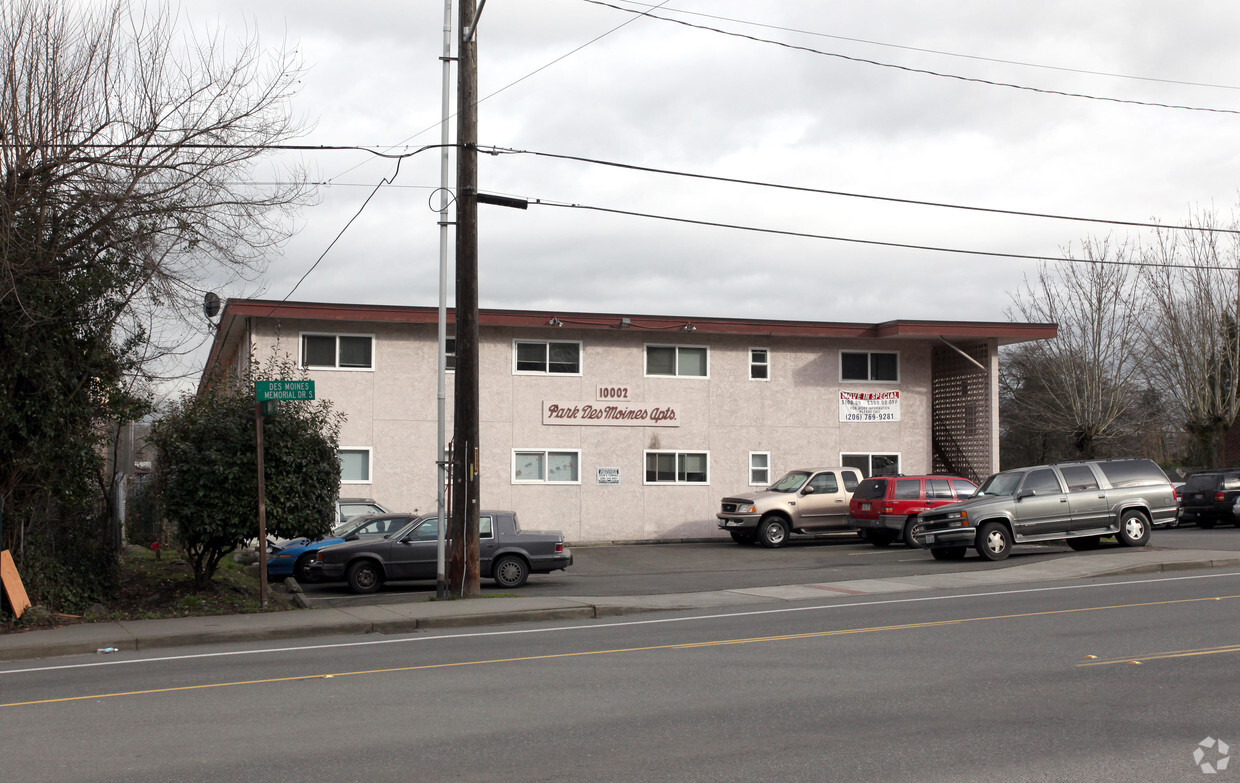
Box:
297;524;1240;607
3;568;1238;782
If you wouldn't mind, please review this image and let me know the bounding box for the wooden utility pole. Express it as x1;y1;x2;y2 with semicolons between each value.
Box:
449;0;481;597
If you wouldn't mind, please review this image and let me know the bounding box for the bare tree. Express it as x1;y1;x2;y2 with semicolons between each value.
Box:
1005;238;1144;459
1139;209;1240;468
0;0;311;373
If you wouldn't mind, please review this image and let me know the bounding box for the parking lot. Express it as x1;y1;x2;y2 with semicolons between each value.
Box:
296;524;1240;608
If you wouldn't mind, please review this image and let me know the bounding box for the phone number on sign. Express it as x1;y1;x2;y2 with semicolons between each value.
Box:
843;412;896;422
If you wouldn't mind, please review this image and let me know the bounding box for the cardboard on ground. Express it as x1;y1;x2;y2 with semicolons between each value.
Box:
1;549;31;619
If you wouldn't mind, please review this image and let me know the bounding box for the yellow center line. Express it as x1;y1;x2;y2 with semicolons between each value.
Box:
3;593;1236;709
1078;643;1240;666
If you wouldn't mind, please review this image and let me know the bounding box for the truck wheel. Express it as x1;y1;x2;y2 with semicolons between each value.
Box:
930;546;967;560
1117;510;1151;547
975;522;1012;561
757;516;789;548
729;531;755;545
347;560;383;594
902;517;920;548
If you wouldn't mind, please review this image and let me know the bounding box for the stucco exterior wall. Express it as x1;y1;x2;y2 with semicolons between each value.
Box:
240;319;947;542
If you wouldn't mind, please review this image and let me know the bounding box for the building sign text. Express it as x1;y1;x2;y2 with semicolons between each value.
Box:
543;402;679;427
839;390;901;422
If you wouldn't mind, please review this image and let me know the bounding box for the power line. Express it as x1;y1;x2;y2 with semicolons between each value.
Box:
583;0;1240;116
532;198;1238;271
599;1;1240;92
486;145;1240;235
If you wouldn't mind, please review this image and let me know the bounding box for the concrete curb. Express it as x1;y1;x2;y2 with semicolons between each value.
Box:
2;549;1238;664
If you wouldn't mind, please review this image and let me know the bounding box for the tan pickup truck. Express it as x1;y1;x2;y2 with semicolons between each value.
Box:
717;466;863;547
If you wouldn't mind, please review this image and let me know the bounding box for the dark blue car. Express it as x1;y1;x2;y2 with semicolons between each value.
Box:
266;513;413;582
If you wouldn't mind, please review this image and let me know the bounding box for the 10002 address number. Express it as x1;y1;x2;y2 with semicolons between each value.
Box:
843;412;895;422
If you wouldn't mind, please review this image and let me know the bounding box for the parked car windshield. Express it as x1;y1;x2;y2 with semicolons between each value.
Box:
975;472;1024;497
768;471;811;492
331;514;379;538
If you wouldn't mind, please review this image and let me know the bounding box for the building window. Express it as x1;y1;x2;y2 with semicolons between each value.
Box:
645;450;709;484
840;351;898;382
302;333;374;370
841;452;900;478
646;345;708;377
339;447;372;483
514;340;581;375
750;348;769;380
445;336;456;372
512;450;581;484
749;452;770;485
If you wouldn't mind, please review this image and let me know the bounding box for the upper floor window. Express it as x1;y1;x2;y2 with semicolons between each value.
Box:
514;340;581;375
445;336;456;372
750;348;769;380
646;345;708;377
302;333;374;370
749;452;770;485
841;350;898;382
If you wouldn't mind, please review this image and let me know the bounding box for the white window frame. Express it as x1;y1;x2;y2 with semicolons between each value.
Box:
339;446;373;484
749;451;771;486
840;452;901;478
511;339;583;376
839;350;899;383
511;449;582;484
749;347;770;381
643;449;710;485
300;332;376;371
444;335;456;373
644;344;710;378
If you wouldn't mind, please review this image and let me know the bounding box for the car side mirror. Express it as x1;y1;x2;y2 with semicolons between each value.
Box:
801;485;816;495
1017;489;1036;500
345;533;360;541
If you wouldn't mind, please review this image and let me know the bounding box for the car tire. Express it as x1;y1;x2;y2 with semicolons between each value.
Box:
1066;536;1102;551
975;522;1012;561
294;553;320;583
492;554;529;589
930;546;967;560
729;530;755;545
757;516;789;548
1117;510;1151;547
346;560;384;594
902;517;920;548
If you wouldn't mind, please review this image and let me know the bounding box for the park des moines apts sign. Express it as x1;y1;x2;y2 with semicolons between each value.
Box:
542;401;681;427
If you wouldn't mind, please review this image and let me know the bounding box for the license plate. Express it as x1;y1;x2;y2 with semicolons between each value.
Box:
925;535;935;544
861;503;871;511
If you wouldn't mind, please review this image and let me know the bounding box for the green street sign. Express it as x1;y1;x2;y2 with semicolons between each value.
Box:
255;380;315;402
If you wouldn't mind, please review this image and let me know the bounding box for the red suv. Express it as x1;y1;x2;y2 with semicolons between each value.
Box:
848;474;978;547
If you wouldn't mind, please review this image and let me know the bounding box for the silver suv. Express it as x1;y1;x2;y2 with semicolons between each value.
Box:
912;458;1176;561
717;467;862;548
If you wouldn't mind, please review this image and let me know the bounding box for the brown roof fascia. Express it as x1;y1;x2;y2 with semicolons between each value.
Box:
217;299;1056;343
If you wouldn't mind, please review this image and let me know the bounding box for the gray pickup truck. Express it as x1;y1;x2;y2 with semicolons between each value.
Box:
912;458;1177;561
717;466;863;547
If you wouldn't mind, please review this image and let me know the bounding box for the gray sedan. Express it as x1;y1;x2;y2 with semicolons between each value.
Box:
312;510;573;593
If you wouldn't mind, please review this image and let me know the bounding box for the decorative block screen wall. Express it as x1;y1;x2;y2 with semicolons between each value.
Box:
931;343;992;482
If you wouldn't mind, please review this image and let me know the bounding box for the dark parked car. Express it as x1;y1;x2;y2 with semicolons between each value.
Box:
267;512;408;582
1178;470;1240;528
313;510;573;593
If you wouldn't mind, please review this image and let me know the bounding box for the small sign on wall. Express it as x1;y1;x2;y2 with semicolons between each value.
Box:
840;390;901;422
597;467;621;485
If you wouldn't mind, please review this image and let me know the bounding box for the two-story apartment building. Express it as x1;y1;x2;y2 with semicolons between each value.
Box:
202;299;1055;542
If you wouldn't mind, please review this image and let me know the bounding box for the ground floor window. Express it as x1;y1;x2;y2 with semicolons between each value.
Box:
842;452;899;478
512;449;581;483
749;452;770;485
645;450;709;484
339;447;372;483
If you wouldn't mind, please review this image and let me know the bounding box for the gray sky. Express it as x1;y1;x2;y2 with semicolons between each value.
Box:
177;0;1240;330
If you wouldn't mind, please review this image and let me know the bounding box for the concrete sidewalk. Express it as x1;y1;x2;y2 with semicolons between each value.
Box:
3;547;1239;664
